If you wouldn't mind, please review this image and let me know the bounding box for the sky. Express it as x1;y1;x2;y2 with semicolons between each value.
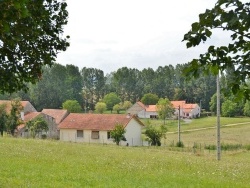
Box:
57;0;230;74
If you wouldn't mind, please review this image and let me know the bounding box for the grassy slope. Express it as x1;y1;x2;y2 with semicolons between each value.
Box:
141;116;250;132
0;137;250;187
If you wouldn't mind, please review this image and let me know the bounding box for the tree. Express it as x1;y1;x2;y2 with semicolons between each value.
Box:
221;99;238;117
95;102;107;114
183;0;250;99
62;100;82;113
0;0;69;93
122;101;132;110
113;104;122;114
113;67;142;102
244;101;250;117
6;98;23;136
30;64;68;110
82;67;105;110
153;66;175;99
110;123;126;145
141;93;159;105
0;104;7;136
26;117;48;138
103;92;121;113
144;123;167;146
156;98;174;125
65;64;83;103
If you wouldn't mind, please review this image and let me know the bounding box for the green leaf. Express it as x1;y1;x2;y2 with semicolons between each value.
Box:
186;42;193;48
205;29;212;37
191;22;200;32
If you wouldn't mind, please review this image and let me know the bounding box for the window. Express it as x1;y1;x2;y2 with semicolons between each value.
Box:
91;131;99;139
107;131;111;139
150;115;158;119
77;130;83;138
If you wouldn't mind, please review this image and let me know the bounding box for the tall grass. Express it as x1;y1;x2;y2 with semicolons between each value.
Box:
0;137;250;187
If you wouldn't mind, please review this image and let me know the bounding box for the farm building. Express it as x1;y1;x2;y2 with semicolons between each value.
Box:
127;101;200;119
58;113;144;146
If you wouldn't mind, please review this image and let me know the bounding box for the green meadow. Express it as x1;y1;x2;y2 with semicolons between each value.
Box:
0;117;250;187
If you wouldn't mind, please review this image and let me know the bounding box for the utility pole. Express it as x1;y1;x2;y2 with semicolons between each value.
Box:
217;74;221;161
178;105;181;143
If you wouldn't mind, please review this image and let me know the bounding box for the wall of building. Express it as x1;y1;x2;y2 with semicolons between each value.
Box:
124;118;143;146
60;119;143;146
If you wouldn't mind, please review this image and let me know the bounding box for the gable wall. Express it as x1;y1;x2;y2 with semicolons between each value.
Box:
127;103;144;115
23;102;37;115
124;118;143;146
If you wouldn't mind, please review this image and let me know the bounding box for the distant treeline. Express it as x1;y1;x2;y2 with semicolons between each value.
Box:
0;63;220;112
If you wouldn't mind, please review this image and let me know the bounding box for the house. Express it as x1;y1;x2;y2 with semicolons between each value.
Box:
18;112;57;138
127;101;158;119
58;113;144;146
41;109;69;138
127;101;200;119
0;100;37;116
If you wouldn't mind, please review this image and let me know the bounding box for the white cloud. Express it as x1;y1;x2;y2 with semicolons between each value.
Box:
57;0;227;74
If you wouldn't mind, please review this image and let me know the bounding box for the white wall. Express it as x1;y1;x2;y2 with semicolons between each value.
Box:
60;119;143;146
123;118;143;146
60;129;114;144
189;106;200;118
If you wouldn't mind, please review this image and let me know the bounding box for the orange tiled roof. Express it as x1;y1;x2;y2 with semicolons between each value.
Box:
58;113;143;131
171;101;186;109
137;101;146;108
42;109;68;124
0;100;29;114
24;112;42;122
136;101;198;112
146;105;156;112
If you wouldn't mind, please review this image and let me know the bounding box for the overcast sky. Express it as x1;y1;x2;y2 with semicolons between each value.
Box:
57;0;229;74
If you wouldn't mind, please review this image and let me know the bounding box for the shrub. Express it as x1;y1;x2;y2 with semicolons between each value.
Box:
176;141;184;148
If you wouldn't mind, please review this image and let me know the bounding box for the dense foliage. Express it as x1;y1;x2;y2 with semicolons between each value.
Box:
110;124;126;145
26;117;48;138
183;0;250;99
144;123;168;146
0;63;218;112
62;100;82;113
0;0;69;93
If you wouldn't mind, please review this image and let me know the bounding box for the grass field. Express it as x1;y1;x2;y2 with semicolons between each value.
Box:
0;136;250;187
1;116;250;187
140;116;250;132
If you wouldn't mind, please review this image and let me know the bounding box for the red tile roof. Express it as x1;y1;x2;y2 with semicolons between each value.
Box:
42;109;68;124
58;113;144;131
137;101;146;108
171;101;186;109
17;112;42;131
0;100;31;114
24;112;42;122
146;105;157;112
136;101;198;112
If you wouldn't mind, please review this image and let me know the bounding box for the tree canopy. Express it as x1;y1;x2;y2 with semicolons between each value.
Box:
156;98;174;124
110;123;126;146
0;0;69;93
141;93;159;105
103;92;121;113
183;0;250;98
62;100;82;113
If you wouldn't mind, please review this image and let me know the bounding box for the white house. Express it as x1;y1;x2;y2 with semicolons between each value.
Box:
127;101;200;119
58;113;144;146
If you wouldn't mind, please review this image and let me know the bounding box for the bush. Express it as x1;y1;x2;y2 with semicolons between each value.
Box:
205;143;242;151
41;134;47;139
176;141;184;148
